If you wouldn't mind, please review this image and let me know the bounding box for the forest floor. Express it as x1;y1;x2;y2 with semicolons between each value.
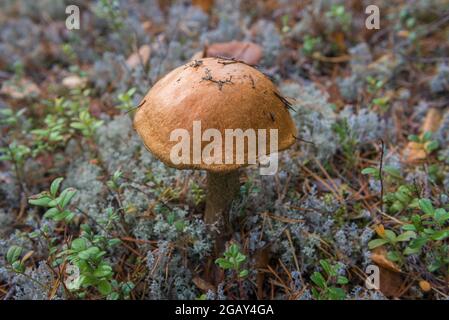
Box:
1;0;449;300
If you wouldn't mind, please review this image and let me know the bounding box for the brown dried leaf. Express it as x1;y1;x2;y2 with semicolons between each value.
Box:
205;41;263;66
404;108;442;163
192;276;215;293
371;247;401;273
21;250;34;264
126;45;151;69
371;248;405;297
192;0;214;12
378;267;404;298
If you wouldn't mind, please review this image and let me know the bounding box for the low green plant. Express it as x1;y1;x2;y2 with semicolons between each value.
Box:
310;259;348;300
402;199;449;271
117;88;137;112
372;96;390;113
362;165;418;213
31;115;68;155
302;35;322;56
28;177;78;223
369;198;449;272
366;76;385;94
61;221;123;298
384;184;419;213
368;227;416;264
94;0;125;31
0;107;26;126
106;169;123;192
6;245;26;273
25;177;127;298
0;141;31;185
333;119;358;164
70;110;104;138
325;4;352;32
215;243;249;278
5;245;48;290
190;181;205;206
63;235;114;296
0;141;31;168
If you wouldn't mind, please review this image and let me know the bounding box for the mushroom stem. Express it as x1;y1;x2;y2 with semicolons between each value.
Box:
205;170;240;254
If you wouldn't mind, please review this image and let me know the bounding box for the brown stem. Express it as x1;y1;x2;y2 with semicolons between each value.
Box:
204;170;240;255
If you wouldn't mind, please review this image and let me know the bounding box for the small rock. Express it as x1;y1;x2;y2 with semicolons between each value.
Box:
62;75;87;89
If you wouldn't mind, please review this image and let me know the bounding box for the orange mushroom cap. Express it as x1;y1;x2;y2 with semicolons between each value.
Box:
134;57;297;172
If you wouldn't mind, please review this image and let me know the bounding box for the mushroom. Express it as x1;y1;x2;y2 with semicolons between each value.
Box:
134;57;296;254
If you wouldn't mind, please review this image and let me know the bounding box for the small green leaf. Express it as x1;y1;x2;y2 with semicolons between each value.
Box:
93;264;113;278
59;188;77;208
28;192;53;207
50;177;64;197
328;287;346;300
404;246;420;255
408;198;420;209
401;224;416;232
408;237;428;250
390;201;404;213
430;230;449;241
43;207;59;219
108;292;120;300
408;134;420;143
53;210;70;222
387;251;400;262
395;190;411;204
419;199;434;215
311;272;326;289
235;253;246;264
238;269;249;278
174;220;185;232
215;258;232;269
384;230;397;242
319;260;332;276
337;276;348;285
361;167;379;176
108;238;122;247
434;208;449;224
7;246;23;264
428;261;442;273
12;261;24;273
70;122;85;130
29;231;40;238
78;247;100;260
97;280;112;296
422;131;432;142
425;140;439;153
229;244;239;256
71;238;87;252
396;231;416;242
368;238;388;249
383;166;402;179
